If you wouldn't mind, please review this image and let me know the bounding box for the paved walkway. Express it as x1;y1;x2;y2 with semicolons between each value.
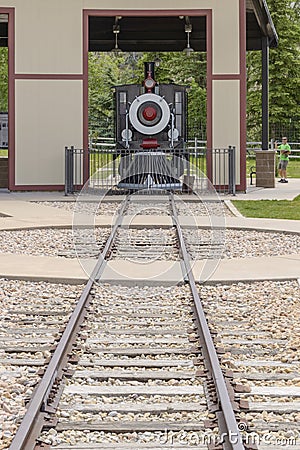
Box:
235;176;300;200
0;186;299;284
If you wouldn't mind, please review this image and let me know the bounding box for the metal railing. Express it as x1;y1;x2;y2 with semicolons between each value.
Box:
64;145;236;196
64;146;84;196
246;141;300;159
89;136;300;158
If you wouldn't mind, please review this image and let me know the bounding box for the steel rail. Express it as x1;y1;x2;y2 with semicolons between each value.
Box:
169;193;245;450
9;195;130;450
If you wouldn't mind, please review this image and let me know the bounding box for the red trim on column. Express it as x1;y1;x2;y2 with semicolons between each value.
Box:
239;0;247;192
84;9;211;17
206;10;213;182
83;10;89;183
3;6;86;191
212;74;241;80
10;184;65;191
1;8;16;191
14;74;83;79
207;2;247;192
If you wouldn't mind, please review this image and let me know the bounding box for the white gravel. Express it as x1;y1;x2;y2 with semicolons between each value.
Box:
33;199;233;217
125;201;171;216
1;205;299;450
0;227;111;258
0;279;84;449
176;200;233;217
110;228;179;261
198;280;300;442
38;284;210;446
33;201;121;216
185;228;300;259
2;226;293;261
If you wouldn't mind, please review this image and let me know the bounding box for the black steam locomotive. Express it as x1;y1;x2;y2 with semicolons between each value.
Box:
114;62;188;190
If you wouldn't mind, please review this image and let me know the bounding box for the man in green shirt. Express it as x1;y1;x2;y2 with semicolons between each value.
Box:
275;137;291;183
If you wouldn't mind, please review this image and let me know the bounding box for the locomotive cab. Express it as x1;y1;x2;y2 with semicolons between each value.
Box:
114;62;188;190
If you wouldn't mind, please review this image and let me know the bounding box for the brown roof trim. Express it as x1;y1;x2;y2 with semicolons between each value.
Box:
251;0;278;47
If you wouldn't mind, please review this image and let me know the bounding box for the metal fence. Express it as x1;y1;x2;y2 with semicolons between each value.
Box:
64;146;84;196
65;145;236;196
246;140;300;159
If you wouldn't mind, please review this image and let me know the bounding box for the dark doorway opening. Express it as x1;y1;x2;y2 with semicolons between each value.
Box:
88;16;207;52
87;15;208;141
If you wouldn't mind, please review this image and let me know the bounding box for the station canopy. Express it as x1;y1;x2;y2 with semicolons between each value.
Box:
0;1;278;51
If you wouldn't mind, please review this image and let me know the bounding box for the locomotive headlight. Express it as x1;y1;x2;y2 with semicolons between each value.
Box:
144;77;156;90
121;129;133;141
129;93;170;135
168;128;179;141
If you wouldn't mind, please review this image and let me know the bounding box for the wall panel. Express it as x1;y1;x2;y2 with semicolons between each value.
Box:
212;0;240;74
0;0;246;189
15;79;82;185
212;79;240;184
15;0;82;74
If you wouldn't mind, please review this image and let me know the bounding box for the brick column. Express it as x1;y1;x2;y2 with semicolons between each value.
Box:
0;157;8;188
255;150;276;188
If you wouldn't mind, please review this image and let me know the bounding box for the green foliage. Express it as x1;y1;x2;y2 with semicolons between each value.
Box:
88;53;132;137
247;0;300;141
269;0;300;135
140;52;207;139
88;52;207;139
232;195;300;220
0;48;8;111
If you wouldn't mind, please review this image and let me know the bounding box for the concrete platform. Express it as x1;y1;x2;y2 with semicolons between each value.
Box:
1;176;299;201
0;189;299;285
101;260;185;285
0;253;88;284
0;200;73;229
193;254;300;284
238;176;300;200
0;253;299;285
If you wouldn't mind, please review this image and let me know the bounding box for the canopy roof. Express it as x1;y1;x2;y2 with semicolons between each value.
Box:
88;2;277;52
0;2;278;50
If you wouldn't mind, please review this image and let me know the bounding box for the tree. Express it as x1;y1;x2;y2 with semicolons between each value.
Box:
89;53;128;137
88;51;207;140
138;52;207;139
0;47;8;111
247;0;300;141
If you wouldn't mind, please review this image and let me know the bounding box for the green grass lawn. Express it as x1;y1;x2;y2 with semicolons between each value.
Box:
89;152;114;176
232;195;300;220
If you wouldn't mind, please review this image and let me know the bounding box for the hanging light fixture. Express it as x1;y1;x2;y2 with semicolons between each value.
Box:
154;55;161;67
111;17;122;53
183;17;194;56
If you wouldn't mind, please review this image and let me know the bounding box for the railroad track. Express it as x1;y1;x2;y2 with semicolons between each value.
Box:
0;280;84;449
200;281;300;449
7;194;299;450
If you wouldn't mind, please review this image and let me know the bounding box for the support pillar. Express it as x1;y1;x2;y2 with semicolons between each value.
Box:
262;36;269;150
255;150;276;188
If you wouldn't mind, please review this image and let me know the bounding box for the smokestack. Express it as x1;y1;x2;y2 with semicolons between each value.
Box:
144;62;155;81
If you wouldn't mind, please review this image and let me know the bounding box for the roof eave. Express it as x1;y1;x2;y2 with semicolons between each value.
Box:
252;0;278;47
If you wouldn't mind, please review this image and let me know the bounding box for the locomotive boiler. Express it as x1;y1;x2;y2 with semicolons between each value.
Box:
114;62;188;190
